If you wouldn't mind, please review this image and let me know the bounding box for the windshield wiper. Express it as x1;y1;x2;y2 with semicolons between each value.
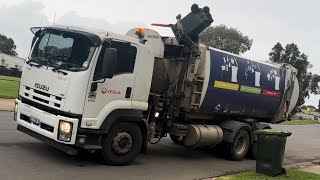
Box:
26;58;45;68
52;66;68;75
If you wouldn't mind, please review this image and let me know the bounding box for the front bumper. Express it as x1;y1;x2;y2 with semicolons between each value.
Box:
16;99;79;145
17;125;77;155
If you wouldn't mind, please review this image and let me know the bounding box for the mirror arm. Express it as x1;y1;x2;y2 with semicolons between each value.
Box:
90;78;106;92
93;78;106;84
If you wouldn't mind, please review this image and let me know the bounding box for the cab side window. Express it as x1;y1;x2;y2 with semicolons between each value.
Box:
94;41;137;80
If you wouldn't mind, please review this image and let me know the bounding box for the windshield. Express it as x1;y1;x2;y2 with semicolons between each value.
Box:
29;29;96;72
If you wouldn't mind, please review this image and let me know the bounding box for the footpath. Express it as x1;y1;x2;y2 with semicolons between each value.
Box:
286;159;320;175
204;160;320;179
0;98;15;111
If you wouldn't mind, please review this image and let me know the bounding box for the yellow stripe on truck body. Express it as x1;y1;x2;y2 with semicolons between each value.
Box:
214;81;239;91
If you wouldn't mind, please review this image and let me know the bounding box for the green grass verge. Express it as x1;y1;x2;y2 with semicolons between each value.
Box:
0;75;20;99
280;119;318;125
216;169;320;180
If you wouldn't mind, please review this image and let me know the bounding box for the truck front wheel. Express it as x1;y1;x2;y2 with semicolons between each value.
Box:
101;122;142;165
227;129;250;161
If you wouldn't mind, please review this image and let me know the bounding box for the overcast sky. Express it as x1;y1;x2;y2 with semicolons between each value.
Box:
0;0;319;106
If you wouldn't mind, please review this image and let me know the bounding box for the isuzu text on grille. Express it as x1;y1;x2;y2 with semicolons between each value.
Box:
35;83;49;91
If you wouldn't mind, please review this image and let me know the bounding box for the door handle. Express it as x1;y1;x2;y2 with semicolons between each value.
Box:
125;87;132;98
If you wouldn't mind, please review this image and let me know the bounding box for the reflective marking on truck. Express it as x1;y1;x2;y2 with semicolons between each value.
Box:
240;85;261;94
262;89;280;97
214;81;239;91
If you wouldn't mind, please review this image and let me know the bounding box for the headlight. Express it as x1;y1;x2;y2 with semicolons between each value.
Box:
60;121;71;133
58;120;73;142
13;103;18;121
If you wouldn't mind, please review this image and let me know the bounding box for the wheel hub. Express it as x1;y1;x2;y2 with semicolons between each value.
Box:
112;131;133;155
235;136;247;155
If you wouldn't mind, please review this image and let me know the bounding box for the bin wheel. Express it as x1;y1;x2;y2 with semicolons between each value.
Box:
282;167;287;174
227;129;250;161
101;122;142;166
170;135;183;145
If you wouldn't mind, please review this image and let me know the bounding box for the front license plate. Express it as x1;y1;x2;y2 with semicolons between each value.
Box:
30;116;41;126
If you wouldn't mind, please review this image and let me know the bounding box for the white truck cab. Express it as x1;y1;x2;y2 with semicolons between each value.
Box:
15;25;155;160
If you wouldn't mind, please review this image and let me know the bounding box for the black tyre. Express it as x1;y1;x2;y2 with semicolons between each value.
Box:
227;129;250;161
250;141;257;160
101;122;142;166
170;134;183;145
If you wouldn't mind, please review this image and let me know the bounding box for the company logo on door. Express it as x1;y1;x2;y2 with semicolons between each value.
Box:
101;88;121;95
35;83;49;91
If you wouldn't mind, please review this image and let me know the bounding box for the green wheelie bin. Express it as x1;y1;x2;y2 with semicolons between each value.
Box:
255;129;292;176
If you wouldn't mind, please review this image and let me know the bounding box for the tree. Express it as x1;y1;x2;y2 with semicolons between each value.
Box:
310;74;320;95
0;34;17;56
269;43;320;113
199;25;253;55
269;42;284;63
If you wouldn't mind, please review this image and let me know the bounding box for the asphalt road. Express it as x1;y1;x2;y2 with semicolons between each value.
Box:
1;111;320;180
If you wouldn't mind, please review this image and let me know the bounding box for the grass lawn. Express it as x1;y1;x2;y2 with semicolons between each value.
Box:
216;169;320;180
0;75;20;99
280;119;318;125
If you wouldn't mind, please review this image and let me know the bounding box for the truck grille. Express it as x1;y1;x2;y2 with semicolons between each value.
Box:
21;97;82;119
23;86;63;109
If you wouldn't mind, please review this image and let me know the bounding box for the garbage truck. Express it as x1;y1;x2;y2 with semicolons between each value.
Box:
14;4;299;165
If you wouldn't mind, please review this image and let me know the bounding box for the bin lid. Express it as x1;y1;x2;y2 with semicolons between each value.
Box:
255;129;292;136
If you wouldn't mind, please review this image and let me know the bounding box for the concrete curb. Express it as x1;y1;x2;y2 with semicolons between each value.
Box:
284;161;314;169
0;106;14;112
284;160;320;175
284;159;320;169
0;108;14;112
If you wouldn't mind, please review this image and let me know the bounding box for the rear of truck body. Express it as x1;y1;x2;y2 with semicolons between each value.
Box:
14;4;299;165
148;44;299;123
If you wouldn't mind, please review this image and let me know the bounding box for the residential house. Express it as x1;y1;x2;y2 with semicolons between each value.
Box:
0;53;25;71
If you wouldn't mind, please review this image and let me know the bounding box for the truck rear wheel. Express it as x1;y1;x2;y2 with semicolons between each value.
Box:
101;122;142;166
227;129;250;161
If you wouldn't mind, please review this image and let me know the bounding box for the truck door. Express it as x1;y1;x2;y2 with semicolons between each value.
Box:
82;40;138;128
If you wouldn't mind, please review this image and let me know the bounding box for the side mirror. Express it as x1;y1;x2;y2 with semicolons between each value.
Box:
102;48;117;79
90;82;98;92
